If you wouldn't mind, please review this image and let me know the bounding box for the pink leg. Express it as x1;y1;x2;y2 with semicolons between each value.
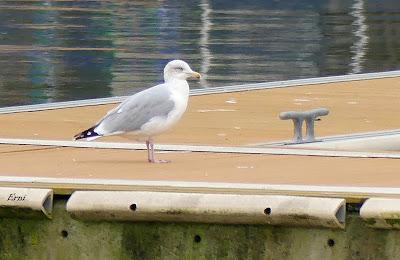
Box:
146;138;170;163
146;139;153;163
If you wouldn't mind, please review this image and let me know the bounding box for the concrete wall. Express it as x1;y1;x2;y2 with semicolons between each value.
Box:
0;198;399;259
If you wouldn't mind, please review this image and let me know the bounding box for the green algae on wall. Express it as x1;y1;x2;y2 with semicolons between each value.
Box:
0;198;400;259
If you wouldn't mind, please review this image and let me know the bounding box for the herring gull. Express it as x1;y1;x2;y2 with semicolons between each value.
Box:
74;60;201;163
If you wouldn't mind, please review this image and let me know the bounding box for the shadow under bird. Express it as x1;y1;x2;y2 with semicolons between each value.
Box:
74;60;201;163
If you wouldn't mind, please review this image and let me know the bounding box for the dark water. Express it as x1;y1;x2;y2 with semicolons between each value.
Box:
0;0;399;106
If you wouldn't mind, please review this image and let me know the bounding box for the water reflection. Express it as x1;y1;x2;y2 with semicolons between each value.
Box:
350;0;369;74
0;0;399;106
199;0;212;88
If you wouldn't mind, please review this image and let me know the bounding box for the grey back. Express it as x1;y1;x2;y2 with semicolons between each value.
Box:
97;84;175;134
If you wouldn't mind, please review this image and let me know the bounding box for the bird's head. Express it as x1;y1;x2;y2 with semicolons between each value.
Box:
164;60;201;82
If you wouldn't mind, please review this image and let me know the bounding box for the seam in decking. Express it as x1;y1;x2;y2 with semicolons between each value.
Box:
0;137;400;159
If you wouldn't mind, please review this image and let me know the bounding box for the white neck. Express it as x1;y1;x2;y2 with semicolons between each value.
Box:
166;78;189;96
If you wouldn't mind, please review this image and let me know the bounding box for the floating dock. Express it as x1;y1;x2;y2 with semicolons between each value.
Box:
1;71;400;259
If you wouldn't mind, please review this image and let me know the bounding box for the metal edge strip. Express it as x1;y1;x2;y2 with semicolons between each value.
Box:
253;128;400;146
1;70;399;114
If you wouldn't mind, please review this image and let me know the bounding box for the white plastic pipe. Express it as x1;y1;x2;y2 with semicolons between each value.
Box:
0;187;53;219
288;133;400;152
360;198;400;229
67;191;346;229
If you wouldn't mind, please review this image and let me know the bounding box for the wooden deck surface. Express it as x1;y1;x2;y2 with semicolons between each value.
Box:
0;77;399;145
0;144;399;188
0;76;400;194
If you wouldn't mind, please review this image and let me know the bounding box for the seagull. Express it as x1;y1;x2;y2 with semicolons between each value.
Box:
74;60;201;163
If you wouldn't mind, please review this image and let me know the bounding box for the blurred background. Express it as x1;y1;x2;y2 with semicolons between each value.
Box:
0;0;399;106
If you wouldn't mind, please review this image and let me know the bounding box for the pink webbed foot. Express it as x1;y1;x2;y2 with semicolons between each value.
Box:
148;159;171;164
146;138;170;163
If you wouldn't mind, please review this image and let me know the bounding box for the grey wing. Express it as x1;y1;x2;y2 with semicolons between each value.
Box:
96;84;175;134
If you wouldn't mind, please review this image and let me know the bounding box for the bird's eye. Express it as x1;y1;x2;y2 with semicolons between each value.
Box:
175;67;184;71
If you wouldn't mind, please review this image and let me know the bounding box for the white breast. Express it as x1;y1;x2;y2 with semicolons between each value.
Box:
139;80;189;137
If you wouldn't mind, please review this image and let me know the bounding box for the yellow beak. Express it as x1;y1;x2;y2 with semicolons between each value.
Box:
191;71;201;79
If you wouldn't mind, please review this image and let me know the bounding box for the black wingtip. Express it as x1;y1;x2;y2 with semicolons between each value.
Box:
74;126;99;140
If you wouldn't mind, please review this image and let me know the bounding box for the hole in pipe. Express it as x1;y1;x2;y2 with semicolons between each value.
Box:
42;193;53;216
130;204;137;211
264;207;272;215
335;204;346;224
